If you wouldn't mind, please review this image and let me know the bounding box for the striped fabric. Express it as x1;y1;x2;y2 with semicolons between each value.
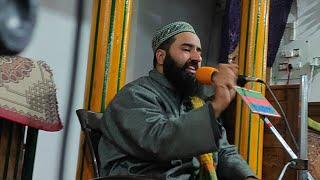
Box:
77;0;133;179
190;96;218;180
234;0;270;177
235;86;280;118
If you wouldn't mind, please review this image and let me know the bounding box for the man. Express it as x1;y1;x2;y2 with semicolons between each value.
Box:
98;21;256;179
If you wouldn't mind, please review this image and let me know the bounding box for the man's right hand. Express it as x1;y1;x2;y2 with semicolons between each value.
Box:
210;63;238;118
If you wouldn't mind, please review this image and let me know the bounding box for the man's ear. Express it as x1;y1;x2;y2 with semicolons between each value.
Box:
155;49;166;65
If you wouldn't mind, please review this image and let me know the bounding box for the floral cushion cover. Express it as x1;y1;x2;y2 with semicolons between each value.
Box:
0;56;62;131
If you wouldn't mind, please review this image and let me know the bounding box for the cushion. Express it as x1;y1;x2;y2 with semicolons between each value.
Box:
0;56;62;131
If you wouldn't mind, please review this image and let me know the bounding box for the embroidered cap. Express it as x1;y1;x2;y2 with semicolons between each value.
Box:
152;21;196;52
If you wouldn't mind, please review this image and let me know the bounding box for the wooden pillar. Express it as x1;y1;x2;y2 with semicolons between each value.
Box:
76;0;133;179
234;0;270;178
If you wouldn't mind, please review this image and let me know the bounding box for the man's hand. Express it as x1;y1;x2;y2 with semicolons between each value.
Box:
210;63;238;118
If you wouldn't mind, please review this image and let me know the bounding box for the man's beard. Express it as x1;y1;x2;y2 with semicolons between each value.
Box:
163;53;202;97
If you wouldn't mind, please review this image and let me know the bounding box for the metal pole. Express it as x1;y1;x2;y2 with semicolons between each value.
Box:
300;75;309;179
263;117;314;180
263;117;297;159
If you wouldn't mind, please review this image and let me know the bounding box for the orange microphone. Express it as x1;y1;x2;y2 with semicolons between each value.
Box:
195;66;219;85
196;66;263;86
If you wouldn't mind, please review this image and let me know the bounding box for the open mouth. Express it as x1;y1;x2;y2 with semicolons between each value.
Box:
186;66;197;75
185;60;199;75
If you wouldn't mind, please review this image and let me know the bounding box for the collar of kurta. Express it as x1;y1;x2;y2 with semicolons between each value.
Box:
149;69;174;90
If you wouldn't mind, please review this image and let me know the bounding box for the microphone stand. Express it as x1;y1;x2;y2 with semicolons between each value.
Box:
261;116;313;180
260;75;313;180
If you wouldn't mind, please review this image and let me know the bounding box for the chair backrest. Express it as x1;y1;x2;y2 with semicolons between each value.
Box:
76;109;103;178
76;109;160;180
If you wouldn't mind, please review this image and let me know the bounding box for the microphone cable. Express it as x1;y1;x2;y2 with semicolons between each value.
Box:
247;78;299;151
278;161;293;180
58;0;84;179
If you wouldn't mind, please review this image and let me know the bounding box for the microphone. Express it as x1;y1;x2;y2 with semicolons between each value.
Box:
236;75;262;87
195;67;263;87
195;66;219;85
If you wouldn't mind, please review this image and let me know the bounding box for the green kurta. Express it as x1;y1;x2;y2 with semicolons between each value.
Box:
99;69;255;179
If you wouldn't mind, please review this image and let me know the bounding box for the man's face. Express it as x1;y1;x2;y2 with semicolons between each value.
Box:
163;32;203;96
166;32;202;75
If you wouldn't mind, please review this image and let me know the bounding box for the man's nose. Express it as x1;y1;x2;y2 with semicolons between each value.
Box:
191;50;202;62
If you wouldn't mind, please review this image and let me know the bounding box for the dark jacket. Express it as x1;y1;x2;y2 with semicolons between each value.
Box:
98;69;256;179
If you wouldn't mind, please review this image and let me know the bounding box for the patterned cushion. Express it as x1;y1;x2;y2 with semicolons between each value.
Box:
0;56;62;131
